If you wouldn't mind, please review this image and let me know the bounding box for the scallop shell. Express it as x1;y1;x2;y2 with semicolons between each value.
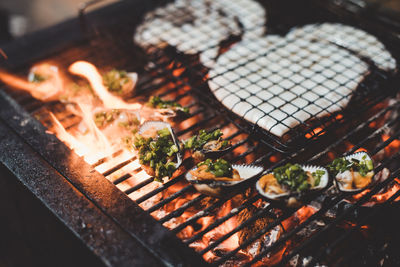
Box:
186;164;264;198
138;120;183;169
256;165;329;208
154;107;189;120
334;152;375;193
200;144;232;159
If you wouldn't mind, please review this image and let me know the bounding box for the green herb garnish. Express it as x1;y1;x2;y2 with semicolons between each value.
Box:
147;96;189;114
197;158;233;177
102;69;131;94
94;109;121;128
273;163;311;192
311;170;325;187
328;154;373;177
184;129;229;151
133;127;179;180
32;73;46;83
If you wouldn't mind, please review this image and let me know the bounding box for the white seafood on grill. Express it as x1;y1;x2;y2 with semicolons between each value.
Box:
208;23;397;137
134;0;266;67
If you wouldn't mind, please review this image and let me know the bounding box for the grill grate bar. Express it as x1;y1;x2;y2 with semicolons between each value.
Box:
112;173;131;185
135;175;185;204
318;188;400;265
172;198;226;234
124;177;154;195
200;204;275;256
309;103;399;161
146;185;194;213
245;154;400;267
175;114;218;136
216;135;400;265
329;190;400;267
102;156;137;177
184;195;261;245
158;194;206;224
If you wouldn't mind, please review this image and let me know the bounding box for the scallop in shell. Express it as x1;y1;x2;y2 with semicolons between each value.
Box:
138;120;183;172
192;140;233;162
102;69;138;97
186;164;264;198
333;152;375;193
256;165;329;208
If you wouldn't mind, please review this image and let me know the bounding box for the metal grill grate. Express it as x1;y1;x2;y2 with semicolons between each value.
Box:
134;0;399;153
2;0;400;266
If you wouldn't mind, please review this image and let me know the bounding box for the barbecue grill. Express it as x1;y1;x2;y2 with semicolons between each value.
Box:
1;0;400;266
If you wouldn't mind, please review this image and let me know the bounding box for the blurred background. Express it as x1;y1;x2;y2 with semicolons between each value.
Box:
0;0;399;45
0;0;117;44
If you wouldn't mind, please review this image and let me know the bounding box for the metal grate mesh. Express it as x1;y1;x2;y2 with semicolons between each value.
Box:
134;0;399;152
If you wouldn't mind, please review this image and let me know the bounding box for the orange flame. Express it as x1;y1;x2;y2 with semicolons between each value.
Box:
69;61;141;110
0;64;63;101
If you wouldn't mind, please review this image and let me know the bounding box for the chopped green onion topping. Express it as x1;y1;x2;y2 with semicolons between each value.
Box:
94;109;121;128
273;163;312;192
184;129;229;151
102;69;131;94
328;154;373;177
133;127;178;179
147;96;189;114
197;158;233;177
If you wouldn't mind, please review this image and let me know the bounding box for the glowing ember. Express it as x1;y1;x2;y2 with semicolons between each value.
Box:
305;127;325;139
351;178;400;205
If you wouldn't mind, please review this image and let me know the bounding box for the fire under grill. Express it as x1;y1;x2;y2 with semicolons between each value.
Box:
1;0;400;266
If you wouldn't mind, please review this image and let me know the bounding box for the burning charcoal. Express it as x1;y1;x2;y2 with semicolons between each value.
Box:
238;205;275;249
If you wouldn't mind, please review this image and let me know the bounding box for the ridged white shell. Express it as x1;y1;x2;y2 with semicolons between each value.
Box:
186;164;264;197
256;165;329;201
334;152;374;193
